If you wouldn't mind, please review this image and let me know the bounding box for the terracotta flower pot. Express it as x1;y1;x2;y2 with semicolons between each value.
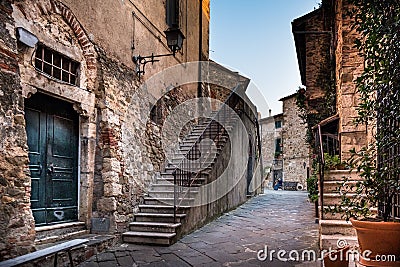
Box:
350;218;400;267
323;246;350;267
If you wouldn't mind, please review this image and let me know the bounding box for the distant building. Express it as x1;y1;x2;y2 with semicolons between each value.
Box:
260;113;283;188
260;93;308;190
280;93;309;190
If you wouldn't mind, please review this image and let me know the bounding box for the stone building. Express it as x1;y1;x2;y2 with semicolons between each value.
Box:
280;93;309;190
292;0;366;249
0;0;261;261
259;112;283;188
260;93;308;190
292;0;366;161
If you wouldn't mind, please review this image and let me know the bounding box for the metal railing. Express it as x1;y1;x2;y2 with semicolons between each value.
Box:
172;85;241;221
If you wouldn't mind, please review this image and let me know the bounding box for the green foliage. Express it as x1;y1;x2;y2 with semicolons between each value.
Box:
326;0;400;222
323;153;342;170
307;157;319;203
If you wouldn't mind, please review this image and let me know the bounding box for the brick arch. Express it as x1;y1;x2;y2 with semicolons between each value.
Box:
16;0;98;90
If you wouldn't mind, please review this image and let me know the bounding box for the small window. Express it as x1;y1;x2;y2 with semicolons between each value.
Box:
275;120;282;129
275;138;282;153
34;44;80;86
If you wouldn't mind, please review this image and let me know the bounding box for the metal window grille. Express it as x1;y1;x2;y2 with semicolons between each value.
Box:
34;45;79;86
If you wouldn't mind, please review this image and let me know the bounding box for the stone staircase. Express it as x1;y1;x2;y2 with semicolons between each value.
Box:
319;170;360;250
123;112;237;245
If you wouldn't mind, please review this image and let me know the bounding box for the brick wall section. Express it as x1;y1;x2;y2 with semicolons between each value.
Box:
0;0;36;260
281;96;309;188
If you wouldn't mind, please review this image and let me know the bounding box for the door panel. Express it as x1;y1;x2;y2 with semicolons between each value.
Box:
25;93;78;226
25;108;47;224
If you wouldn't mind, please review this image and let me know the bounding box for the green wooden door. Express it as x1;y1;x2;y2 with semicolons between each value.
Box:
25;93;79;226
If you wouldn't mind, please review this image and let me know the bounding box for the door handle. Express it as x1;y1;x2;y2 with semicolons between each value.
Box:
47;163;54;174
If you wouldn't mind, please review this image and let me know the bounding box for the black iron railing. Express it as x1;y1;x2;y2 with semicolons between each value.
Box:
377;90;400;221
172;86;241;221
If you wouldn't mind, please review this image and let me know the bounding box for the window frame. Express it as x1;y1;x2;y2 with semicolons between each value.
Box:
33;44;80;86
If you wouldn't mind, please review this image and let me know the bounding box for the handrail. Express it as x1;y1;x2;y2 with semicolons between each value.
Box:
172;85;241;221
317;125;325;220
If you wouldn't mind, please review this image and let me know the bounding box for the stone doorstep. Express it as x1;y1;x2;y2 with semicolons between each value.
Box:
35;221;88;245
319;234;358;250
33;234;118;267
319;219;357;236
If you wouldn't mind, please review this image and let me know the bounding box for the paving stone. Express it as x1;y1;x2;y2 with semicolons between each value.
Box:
117;255;135;266
96;252;116;262
79;261;99;267
78;190;320;267
158;253;191;267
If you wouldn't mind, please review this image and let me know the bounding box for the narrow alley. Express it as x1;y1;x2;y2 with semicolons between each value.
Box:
79;190;320;267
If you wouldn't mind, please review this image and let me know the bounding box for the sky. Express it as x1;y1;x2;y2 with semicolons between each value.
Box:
210;0;321;117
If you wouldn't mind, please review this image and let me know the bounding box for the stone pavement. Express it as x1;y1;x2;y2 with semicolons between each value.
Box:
79;190;321;267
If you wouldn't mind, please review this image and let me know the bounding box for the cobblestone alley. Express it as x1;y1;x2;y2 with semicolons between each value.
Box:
79;190;320;267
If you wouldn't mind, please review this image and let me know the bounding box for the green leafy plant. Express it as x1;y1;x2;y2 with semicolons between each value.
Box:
307;157;319;203
323;153;342;171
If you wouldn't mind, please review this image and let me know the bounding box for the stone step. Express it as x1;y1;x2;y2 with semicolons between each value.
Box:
155;180;205;188
323;180;359;193
147;190;199;198
181;136;228;145
143;197;195;206
164;165;212;173
128;222;181;233
167;159;215;167
138;204;190;214
319;206;377;220
320;234;358;250
134;213;186;223
322;193;360;206
122;231;176;246
323;170;363;182
319;219;356;236
156;177;207;186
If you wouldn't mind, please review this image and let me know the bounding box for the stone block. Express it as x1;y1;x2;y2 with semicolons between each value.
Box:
104;183;122;197
97;197;117;212
102;171;120;184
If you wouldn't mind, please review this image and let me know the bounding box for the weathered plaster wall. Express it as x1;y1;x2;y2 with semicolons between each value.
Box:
60;0;209;74
282;96;309;188
0;0;36;260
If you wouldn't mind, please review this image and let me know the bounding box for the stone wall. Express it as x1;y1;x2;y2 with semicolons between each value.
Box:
0;0;36;259
303;8;333;116
260;117;275;175
281;96;309;188
334;0;366;160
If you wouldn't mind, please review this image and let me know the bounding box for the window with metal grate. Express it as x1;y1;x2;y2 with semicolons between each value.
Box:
34;44;80;86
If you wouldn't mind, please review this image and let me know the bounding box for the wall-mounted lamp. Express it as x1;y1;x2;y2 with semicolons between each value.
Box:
16;27;38;48
133;28;185;78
